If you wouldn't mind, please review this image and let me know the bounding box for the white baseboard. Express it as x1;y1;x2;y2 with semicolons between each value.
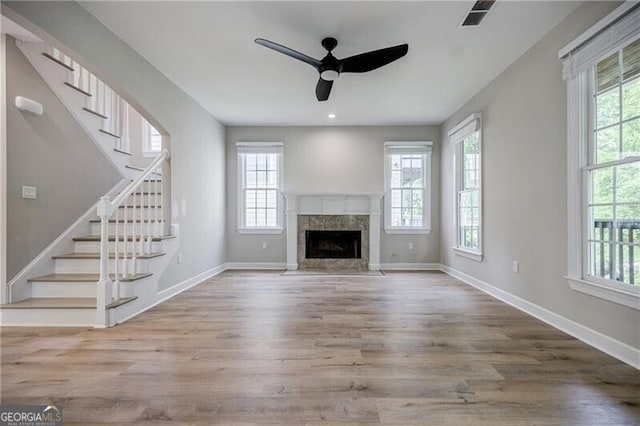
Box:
115;264;226;325
440;264;640;370
381;262;442;270
225;262;286;270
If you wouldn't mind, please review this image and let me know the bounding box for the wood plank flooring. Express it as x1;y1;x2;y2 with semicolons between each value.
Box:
1;271;639;425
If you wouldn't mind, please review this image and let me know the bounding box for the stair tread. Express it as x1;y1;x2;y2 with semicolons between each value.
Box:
53;252;166;260
125;165;144;171
64;82;92;97
89;218;163;223
73;235;174;242
82;107;108;119
1;296;137;310
42;52;74;71
114;148;132;156
28;272;153;282
99;128;121;139
1;297;96;309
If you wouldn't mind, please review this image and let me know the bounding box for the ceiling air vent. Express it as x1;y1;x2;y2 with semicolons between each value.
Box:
461;0;496;27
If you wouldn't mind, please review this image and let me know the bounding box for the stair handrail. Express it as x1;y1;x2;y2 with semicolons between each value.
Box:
95;148;170;327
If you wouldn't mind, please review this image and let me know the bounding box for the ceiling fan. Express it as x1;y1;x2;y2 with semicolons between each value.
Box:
255;37;409;102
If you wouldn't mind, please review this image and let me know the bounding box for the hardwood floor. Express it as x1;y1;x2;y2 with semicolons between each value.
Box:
2;271;639;425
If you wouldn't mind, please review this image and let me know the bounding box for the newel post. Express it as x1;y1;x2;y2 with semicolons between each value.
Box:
96;196;113;328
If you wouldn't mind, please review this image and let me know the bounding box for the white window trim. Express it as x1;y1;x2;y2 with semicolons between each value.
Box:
561;2;640;310
449;113;483;262
236;142;284;234
383;141;433;234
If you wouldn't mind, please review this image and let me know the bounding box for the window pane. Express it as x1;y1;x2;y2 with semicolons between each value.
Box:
246;154;257;171
391;170;401;187
266;171;278;188
256;210;266;227
615;162;640;204
622;38;640;82
266;190;277;208
591;167;613;205
391;189;401;209
622;78;640;120
595;126;619;163
257;154;267;170
256;190;266;208
622;118;640;157
412;191;423;224
596;87;620;128
402;189;411;210
267;154;278;170
245;190;256;209
597;51;619;94
246;208;256;227
391;208;402;226
246;170;257;188
257;170;267;187
266;208;277;227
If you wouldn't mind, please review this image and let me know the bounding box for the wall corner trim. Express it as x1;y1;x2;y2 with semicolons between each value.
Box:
440;264;640;370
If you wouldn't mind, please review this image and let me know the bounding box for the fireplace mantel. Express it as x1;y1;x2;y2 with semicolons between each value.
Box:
283;193;383;270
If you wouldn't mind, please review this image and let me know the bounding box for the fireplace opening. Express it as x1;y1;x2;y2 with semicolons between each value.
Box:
305;230;362;259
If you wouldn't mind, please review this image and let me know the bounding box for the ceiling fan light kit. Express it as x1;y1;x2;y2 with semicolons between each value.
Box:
255;37;409;101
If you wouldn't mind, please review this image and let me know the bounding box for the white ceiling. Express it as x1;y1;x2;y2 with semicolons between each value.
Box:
80;1;581;126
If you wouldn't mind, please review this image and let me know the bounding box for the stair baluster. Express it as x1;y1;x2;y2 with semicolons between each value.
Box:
113;203;120;301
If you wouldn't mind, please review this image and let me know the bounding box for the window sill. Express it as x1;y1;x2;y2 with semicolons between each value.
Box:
384;228;431;235
452;247;483;262
142;151;161;158
565;276;640;310
238;227;283;235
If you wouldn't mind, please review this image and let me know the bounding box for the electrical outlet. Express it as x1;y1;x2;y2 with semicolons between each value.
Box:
177;253;183;264
512;260;519;273
408;242;414;250
262;242;268;250
22;185;37;199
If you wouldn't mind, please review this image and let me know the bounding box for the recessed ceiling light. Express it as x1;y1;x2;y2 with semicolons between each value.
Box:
328;113;336;119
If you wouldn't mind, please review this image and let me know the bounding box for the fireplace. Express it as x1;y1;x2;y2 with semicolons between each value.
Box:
283;193;383;271
305;230;362;259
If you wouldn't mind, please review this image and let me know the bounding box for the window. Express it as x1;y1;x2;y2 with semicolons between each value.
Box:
561;4;640;309
449;113;483;261
141;120;162;157
384;142;432;234
237;142;283;233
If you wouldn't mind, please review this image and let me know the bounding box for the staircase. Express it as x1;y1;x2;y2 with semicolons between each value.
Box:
1;41;176;327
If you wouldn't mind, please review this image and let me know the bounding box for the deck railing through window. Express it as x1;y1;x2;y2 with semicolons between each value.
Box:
592;220;639;285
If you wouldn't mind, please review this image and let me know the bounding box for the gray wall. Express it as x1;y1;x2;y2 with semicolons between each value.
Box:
4;1;227;291
226;125;440;265
440;1;639;349
6;34;120;280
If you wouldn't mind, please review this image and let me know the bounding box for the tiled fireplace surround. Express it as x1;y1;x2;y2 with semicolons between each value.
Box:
283;193;383;271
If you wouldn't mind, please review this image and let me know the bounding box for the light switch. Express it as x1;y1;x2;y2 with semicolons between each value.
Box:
22;185;37;199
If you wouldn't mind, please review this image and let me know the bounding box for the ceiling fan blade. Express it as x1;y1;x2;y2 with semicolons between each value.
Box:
316;78;333;101
255;38;321;69
339;44;409;73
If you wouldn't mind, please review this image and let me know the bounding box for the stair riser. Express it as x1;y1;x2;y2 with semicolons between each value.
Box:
90;221;164;235
32;281;97;298
74;240;165;253
54;257;151;274
117;207;164;220
0;308;95;327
